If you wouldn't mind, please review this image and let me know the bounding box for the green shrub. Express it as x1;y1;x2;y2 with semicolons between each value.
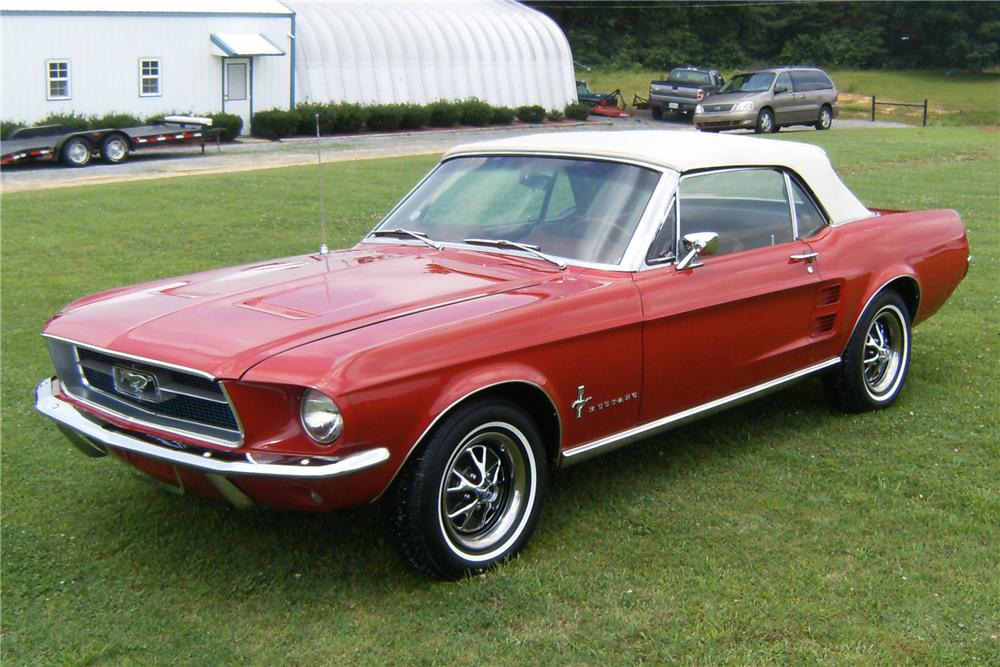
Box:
564;102;592;121
252;109;298;140
490;106;517;125
90;112;142;129
427;100;462;127
207;112;243;141
546;109;565;122
1;120;26;139
330;102;366;133
293;102;327;135
516;105;546;123
365;104;405;131
460;98;493;126
399;104;430;130
37;112;90;132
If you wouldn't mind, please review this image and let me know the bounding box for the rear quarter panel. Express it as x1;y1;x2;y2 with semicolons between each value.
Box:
806;209;968;360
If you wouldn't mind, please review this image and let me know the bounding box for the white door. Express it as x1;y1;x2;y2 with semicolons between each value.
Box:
223;59;251;134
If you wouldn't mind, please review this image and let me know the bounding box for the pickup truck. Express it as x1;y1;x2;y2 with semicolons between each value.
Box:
649;67;724;120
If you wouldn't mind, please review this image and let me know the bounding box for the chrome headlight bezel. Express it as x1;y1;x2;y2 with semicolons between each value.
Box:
299;388;344;444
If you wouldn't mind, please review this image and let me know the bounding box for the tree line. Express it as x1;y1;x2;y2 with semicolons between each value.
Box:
525;1;999;73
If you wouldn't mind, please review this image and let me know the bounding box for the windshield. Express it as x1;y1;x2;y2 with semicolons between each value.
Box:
375;156;660;265
720;72;775;94
668;70;711;86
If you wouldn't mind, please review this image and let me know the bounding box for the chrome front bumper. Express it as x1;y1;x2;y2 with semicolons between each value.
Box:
35;377;390;480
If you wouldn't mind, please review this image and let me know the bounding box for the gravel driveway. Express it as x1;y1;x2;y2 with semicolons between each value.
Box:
0;113;908;194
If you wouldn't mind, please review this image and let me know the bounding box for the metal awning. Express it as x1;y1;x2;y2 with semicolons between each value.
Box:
210;33;284;57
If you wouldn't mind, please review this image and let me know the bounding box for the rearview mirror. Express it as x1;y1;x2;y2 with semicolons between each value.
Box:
519;171;553;190
676;232;719;270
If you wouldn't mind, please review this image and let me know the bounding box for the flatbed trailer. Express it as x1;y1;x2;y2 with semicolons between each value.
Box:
1;116;222;168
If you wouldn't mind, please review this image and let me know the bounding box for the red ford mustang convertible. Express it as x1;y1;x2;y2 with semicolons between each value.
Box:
36;132;969;578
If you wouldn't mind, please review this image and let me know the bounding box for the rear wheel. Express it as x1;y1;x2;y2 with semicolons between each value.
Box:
824;291;911;413
754;108;775;134
100;134;130;164
61;137;92;167
815;105;833;130
651;106;663;120
389;399;547;580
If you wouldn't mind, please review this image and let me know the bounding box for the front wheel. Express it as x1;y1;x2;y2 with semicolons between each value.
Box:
824;291;911;413
815;105;833;130
389;399;547;579
754;108;775;134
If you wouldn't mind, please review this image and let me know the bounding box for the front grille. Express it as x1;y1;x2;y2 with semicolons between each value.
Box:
703;104;733;113
47;338;243;446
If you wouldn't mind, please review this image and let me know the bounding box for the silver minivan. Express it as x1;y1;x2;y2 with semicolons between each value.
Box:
694;67;839;134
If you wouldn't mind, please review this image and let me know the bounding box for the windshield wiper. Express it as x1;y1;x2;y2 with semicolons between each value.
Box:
368;228;442;250
463;238;566;270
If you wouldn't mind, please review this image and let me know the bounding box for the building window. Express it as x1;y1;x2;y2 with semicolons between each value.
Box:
139;58;161;96
46;60;71;100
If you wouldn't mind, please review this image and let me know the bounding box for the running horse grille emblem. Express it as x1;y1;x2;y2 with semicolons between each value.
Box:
112;366;161;402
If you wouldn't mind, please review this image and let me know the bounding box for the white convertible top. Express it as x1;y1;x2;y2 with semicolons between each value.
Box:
446;131;874;225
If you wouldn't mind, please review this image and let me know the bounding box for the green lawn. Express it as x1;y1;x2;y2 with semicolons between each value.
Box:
580;69;1000;126
2;128;998;665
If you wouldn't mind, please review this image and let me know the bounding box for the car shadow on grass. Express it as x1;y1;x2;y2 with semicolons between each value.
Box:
82;378;841;590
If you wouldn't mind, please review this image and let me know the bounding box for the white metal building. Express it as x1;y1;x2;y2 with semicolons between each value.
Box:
1;1;576;134
0;1;294;134
287;1;577;111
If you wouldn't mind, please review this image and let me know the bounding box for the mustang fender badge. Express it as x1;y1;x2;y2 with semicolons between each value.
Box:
571;386;592;419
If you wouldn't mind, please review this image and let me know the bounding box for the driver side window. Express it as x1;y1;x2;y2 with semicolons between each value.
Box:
677;169;794;257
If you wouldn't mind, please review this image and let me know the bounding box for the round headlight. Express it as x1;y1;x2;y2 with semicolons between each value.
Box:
300;389;344;444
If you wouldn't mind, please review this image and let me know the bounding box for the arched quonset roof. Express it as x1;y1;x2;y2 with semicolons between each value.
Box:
286;0;577;110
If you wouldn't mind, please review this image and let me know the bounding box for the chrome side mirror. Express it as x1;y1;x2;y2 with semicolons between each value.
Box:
676;232;719;270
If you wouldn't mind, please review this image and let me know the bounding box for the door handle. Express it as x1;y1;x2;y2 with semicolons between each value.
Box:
789;252;819;263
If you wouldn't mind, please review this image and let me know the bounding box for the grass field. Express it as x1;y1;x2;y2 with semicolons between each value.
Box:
2;127;998;665
580;69;1000;126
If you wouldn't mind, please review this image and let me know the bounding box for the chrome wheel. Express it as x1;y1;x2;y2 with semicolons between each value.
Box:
62;138;92;167
439;423;529;555
755;109;774;134
101;136;129;163
816;106;833;130
862;305;907;399
824;291;912;413
390;399;546;579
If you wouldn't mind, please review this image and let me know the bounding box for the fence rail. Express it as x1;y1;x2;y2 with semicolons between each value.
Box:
871;96;929;127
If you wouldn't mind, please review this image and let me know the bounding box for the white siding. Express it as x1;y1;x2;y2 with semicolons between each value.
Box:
0;13;292;127
288;0;577;111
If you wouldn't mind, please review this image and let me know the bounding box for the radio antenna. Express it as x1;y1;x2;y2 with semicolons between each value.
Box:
315;113;329;255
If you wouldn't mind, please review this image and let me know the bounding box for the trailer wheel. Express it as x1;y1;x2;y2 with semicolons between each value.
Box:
100;135;129;164
61;137;92;167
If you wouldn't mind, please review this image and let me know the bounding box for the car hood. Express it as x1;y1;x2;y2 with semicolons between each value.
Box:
702;91;756;105
44;245;551;379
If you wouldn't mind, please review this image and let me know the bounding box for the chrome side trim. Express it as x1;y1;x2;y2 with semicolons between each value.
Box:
36;378;390;480
43;334;216;380
561;357;841;465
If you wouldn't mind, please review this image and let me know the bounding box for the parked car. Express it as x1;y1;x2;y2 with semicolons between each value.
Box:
649;67;724;120
694;67;839;133
36;132;969;579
